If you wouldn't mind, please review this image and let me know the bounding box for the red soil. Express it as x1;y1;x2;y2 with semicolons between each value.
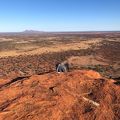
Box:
0;70;120;120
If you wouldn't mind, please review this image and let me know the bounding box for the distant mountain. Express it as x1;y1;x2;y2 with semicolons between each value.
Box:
23;30;45;33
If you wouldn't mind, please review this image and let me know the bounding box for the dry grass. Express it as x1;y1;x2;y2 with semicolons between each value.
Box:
0;37;102;58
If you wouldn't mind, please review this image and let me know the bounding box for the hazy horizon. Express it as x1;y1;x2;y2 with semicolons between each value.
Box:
0;30;120;33
0;0;120;32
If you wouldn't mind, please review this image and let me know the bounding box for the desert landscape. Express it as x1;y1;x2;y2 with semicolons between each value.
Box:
0;32;120;120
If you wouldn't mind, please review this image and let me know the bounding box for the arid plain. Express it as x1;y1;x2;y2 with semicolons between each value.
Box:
0;32;120;120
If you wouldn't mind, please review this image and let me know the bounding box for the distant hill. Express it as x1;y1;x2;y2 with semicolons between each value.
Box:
23;30;45;34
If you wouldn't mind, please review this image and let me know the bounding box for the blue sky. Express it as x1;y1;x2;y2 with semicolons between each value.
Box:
0;0;120;32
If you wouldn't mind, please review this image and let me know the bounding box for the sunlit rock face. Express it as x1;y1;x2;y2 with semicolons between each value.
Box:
0;70;120;120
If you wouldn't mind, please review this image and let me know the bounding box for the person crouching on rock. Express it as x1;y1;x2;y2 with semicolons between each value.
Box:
56;62;69;73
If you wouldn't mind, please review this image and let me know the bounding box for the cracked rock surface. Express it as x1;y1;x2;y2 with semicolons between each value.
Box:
0;70;120;120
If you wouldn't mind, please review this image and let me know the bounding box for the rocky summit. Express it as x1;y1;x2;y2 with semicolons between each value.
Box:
0;70;120;120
